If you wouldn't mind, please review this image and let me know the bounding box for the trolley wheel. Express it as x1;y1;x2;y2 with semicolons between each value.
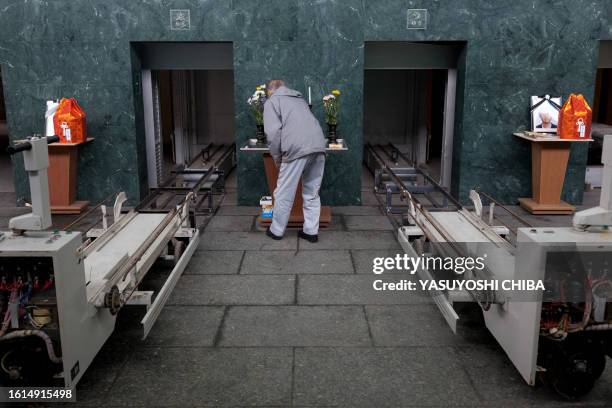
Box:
104;285;122;315
541;337;606;400
0;337;61;385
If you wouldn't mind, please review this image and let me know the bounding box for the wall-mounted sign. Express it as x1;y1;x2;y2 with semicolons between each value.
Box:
406;9;428;30
170;9;191;30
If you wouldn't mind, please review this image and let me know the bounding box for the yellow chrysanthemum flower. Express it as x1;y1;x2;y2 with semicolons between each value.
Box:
332;89;340;96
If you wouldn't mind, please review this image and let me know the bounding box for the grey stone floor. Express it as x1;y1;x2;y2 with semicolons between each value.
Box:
2;169;611;407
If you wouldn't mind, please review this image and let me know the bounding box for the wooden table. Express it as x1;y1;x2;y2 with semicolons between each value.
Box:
48;138;94;214
514;132;592;215
240;140;348;228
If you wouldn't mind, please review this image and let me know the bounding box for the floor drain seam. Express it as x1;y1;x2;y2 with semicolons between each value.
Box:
362;305;375;346
212;306;230;347
348;249;358;274
236;250;247;274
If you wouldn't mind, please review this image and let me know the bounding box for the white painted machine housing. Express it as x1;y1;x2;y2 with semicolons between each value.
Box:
0;132;201;389
0;210;199;388
505;227;612;384
399;222;612;386
0;230;113;388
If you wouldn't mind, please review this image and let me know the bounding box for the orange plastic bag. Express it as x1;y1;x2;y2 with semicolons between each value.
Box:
53;98;87;143
557;94;592;140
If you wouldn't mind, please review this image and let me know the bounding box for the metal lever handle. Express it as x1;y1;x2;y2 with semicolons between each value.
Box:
6;135;60;155
6;141;32;155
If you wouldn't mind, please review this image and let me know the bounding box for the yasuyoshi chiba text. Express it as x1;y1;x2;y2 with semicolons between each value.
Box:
373;279;545;292
371;254;545;292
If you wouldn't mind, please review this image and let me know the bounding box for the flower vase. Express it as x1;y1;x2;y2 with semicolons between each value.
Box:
327;123;338;144
256;124;266;144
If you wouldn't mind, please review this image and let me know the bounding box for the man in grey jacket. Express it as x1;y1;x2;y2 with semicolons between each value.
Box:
263;79;327;242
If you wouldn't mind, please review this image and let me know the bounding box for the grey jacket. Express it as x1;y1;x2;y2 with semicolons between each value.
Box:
263;86;326;163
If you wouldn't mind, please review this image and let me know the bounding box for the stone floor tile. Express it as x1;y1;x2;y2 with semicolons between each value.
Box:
106;348;292;406
198;231;297;250
240;250;354;274
144;306;225;346
365;305;462;346
168;275;295;305
185;250;244;274
205;215;255;231
298;231;400;250
298;275;431;305
220;305;371;347
344;215;394;231
294;347;479;407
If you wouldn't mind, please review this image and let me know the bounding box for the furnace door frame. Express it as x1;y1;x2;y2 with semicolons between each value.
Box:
440;69;457;188
363;41;464;189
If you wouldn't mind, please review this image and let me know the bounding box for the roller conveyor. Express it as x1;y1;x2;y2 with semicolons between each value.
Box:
364;143;452;216
137;143;236;219
84;212;178;303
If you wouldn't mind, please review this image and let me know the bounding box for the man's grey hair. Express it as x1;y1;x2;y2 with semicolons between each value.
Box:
266;79;286;95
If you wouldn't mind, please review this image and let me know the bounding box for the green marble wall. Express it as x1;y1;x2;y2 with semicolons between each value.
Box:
0;0;608;206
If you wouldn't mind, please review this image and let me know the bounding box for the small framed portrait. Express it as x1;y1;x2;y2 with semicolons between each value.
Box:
531;95;562;133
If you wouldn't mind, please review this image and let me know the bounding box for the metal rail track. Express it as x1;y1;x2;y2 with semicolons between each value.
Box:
365;143;503;309
136;143;236;224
